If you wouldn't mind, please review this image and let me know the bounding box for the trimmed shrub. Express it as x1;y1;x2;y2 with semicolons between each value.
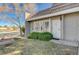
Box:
28;32;53;41
39;32;53;41
28;32;40;39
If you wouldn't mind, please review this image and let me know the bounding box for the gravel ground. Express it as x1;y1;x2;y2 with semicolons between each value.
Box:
23;39;78;55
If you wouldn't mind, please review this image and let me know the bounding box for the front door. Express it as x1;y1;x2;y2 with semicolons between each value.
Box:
52;17;61;39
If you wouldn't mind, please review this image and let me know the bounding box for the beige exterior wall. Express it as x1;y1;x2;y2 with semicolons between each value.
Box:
27;11;79;42
29;16;62;39
63;12;79;41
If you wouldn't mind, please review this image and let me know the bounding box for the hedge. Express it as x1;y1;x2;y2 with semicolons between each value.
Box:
28;32;53;41
28;32;39;39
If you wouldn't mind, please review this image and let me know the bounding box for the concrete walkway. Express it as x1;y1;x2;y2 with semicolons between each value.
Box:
0;39;15;46
51;39;78;47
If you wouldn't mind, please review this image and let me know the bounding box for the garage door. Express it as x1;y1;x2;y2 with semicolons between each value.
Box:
52;17;61;39
64;13;79;41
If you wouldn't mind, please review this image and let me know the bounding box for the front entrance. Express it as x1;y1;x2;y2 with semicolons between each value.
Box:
52;17;61;39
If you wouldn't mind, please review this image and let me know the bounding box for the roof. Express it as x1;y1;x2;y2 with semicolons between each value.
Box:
27;3;79;21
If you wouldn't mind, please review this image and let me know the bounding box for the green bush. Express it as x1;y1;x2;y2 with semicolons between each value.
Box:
28;32;40;39
21;26;25;33
39;32;53;41
28;32;53;41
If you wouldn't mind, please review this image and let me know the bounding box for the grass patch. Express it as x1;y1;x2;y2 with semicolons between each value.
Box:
23;39;77;55
0;38;77;55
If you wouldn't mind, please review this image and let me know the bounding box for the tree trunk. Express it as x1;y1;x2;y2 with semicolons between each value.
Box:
19;26;22;36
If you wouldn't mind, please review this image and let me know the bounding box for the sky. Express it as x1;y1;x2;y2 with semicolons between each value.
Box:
36;3;52;12
0;3;52;26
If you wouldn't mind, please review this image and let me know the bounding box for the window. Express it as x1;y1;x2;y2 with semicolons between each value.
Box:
45;21;49;29
41;26;43;31
60;16;62;21
35;22;39;31
31;22;34;31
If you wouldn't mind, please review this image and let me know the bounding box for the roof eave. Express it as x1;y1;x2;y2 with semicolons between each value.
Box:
27;6;79;21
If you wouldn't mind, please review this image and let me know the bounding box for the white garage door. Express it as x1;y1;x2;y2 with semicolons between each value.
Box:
64;13;79;41
52;17;61;39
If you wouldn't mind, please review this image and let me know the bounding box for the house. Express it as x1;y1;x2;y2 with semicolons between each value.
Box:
25;3;79;46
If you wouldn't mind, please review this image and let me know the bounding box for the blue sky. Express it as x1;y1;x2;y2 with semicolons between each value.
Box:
0;3;52;26
36;3;52;12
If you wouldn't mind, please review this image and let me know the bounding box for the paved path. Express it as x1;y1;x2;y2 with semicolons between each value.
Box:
5;50;21;55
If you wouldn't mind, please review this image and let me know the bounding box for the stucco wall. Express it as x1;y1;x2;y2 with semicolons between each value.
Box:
26;12;79;42
63;12;79;41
